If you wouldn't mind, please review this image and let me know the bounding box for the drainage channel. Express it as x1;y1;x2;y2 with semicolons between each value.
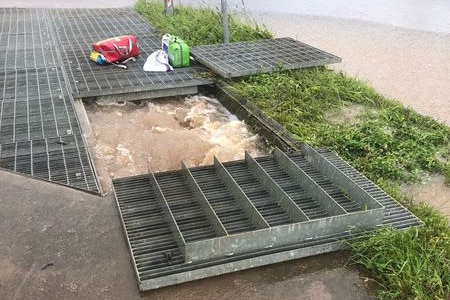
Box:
113;144;422;291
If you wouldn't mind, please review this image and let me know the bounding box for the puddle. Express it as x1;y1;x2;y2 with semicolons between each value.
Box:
400;175;450;219
85;95;268;188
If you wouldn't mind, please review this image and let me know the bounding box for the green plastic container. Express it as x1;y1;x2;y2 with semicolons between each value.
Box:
168;37;190;68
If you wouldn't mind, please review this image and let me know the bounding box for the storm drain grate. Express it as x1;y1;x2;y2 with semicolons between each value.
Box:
113;146;421;291
0;67;82;144
0;8;100;193
0;8;59;70
191;37;341;78
47;8;213;98
0;134;99;191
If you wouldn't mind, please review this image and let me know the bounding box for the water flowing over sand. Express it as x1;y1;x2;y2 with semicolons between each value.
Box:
85;95;268;180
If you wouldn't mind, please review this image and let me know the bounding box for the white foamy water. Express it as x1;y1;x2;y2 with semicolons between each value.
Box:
85;95;268;181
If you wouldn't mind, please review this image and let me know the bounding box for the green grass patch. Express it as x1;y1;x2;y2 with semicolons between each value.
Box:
135;0;272;46
349;201;450;299
136;2;450;299
228;69;450;183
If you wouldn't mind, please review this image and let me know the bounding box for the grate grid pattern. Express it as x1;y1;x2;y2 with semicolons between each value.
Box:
191;38;341;78
47;8;212;97
0;8;99;192
113;149;421;291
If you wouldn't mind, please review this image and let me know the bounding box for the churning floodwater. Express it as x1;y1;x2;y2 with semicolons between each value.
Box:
85;95;268;182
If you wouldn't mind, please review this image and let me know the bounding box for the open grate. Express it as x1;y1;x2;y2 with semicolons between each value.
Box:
113;146;422;291
191;37;341;78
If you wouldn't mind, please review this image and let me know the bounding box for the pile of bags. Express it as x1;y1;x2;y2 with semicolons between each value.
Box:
89;34;190;72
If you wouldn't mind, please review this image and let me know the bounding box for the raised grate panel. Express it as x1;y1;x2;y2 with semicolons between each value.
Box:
191;37;342;78
113;148;421;291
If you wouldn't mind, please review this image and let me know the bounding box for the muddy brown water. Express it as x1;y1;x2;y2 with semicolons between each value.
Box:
85;95;268;186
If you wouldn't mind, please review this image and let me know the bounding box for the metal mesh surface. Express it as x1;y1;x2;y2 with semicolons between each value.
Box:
0;8;58;70
47;8;212;98
0;8;99;193
0;67;81;144
0;134;98;191
191;38;342;78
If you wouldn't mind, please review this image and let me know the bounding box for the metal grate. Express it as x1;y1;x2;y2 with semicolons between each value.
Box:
191;38;342;78
0;8;59;70
0;67;82;144
47;8;213;98
0;8;100;193
113;147;420;291
0;134;99;192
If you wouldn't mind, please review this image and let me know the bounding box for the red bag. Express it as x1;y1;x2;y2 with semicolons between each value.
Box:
92;35;140;64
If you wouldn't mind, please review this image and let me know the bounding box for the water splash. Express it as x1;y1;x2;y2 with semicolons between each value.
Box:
85;95;268;180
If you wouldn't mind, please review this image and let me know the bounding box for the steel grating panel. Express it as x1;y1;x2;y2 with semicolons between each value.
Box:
47;8;213;98
191;37;342;78
113;147;421;291
0;67;82;143
0;134;99;192
0;8;59;70
0;8;100;193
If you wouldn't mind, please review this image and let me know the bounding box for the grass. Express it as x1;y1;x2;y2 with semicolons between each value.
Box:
228;69;450;184
136;1;450;299
349;199;450;299
135;0;272;46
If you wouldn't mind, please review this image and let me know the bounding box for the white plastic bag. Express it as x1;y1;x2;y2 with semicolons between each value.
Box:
143;50;173;72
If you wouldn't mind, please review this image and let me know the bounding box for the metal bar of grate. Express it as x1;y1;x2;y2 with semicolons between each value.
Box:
214;156;270;230
191;37;342;78
244;151;309;222
254;156;330;219
301;144;384;210
182;162;228;237
273;148;348;216
313;148;423;228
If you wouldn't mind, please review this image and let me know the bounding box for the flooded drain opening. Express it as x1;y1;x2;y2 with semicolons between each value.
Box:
83;95;268;189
